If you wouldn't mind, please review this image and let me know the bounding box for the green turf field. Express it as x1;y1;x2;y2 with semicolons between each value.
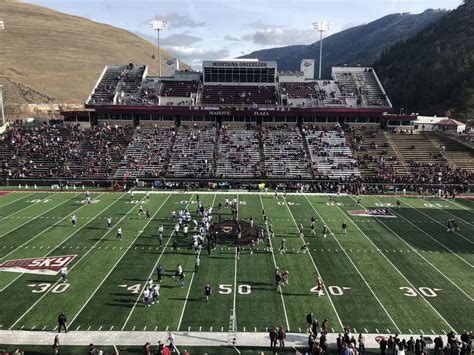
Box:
0;191;472;337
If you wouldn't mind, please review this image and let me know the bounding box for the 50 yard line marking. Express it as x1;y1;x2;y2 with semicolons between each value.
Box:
342;195;457;332
69;194;172;328
0;193;94;263
177;193;217;331
259;194;290;331
120;194;195;331
231;194;238;333
302;195;401;334
8;194;144;329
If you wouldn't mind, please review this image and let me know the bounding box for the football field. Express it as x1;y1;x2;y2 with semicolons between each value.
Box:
0;190;472;339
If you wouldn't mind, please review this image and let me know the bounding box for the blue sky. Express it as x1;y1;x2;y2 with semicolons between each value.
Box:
24;0;462;69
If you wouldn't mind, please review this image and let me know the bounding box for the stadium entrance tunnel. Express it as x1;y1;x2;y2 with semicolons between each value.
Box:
210;220;262;245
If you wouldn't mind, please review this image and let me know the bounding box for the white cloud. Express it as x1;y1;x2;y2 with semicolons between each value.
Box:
160;33;202;46
148;12;205;28
163;46;230;69
226;24;320;46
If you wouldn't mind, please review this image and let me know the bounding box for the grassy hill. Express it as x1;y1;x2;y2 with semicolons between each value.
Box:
241;10;446;77
0;0;175;118
373;0;474;121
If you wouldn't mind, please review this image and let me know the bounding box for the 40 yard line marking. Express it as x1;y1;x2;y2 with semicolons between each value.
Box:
0;193;98;263
177;194;216;331
260;195;291;332
344;195;458;332
120;194;195;331
0;192;36;210
0;192;57;221
305;195;410;333
69;194;172;329
8;194;145;329
0;192;70;240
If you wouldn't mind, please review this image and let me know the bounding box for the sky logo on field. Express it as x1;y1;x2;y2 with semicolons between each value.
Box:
0;255;76;275
348;209;396;218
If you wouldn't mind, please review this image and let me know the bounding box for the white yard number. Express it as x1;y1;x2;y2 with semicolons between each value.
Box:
375;203;393;207
118;284;141;294
239;201;247;205
80;199;100;204
423;203;447;208
277;201;296;206
400;287;442;297
219;284;252;295
27;283;70;293
27;199;51;204
310;285;351;296
179;201;197;205
326;202;343;206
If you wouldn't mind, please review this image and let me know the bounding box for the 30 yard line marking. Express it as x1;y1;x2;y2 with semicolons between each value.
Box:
0;192;70;240
8;194;145;329
121;194;195;331
259;195;290;332
0;193;95;263
177;194;216;331
401;198;474;245
303;195;401;334
343;195;458;332
0;193;118;293
0;192;56;221
376;197;473;268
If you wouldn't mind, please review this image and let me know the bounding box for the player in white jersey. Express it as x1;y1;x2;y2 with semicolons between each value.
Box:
86;196;91;205
174;223;180;237
61;266;68;282
107;217;112;229
117;227;123;241
152;284;160;304
145;191;150;200
139;203;144;215
171;210;176;221
143;289;150;307
86;191;90;198
183;225;189;238
158;225;164;245
225;198;229;208
70;214;77;227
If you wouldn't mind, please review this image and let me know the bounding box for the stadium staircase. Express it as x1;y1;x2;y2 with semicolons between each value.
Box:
298;126;316;179
424;132;474;172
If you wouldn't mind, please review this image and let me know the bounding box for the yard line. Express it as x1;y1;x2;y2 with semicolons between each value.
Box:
445;199;474;215
303;195;401;334
0;192;36;210
0;192;51;220
177;194;217;331
68;194;172;328
339;195;458;332
8;194;145;329
0;193;95;262
259;195;291;331
0;193;118;293
373;197;473;268
400;198;473;245
0;192;68;240
121;194;195;331
231;240;238;332
370;197;473;300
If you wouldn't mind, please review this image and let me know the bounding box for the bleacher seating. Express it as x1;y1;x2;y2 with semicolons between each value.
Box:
161;81;199;97
88;65;128;105
280;82;319;99
200;85;278;106
167;125;216;178
114;126;175;179
261;125;311;179
215;126;262;178
302;125;359;179
426;133;474;172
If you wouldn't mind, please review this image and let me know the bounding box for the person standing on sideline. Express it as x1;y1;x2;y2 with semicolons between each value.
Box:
306;312;313;327
194;255;200;273
278;326;286;350
269;327;277;350
167;332;178;353
359;333;365;355
57;312;68;333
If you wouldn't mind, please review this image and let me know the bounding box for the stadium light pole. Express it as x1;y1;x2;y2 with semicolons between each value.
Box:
0;20;5;125
313;21;330;80
149;20;167;78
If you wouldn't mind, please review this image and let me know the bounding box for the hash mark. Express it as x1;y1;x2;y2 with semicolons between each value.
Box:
98;326;103;331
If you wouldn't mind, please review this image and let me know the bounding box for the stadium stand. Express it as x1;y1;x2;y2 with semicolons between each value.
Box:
261;125;312;179
215;125;263;178
114;126;176;179
161;80;200;98
200;85;278;106
0;124;132;179
302;125;360;179
167;125;217;178
280;82;319;99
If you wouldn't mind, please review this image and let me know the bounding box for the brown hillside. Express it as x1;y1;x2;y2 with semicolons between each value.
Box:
0;0;176;118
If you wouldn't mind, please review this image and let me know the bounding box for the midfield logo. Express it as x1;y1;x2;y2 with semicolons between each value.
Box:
348;209;396;218
0;255;76;275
